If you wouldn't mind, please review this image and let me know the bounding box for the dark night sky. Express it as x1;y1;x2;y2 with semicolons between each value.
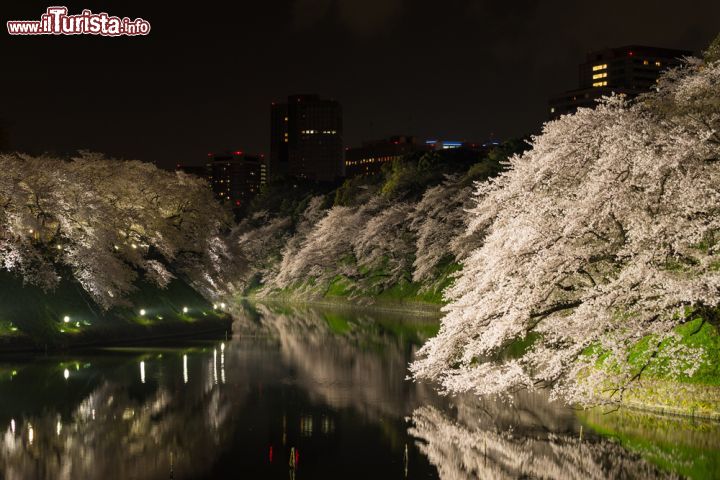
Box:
1;0;718;169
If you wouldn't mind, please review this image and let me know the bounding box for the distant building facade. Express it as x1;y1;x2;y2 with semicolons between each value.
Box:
205;151;266;207
424;139;465;150
549;45;691;119
345;135;429;177
270;94;343;182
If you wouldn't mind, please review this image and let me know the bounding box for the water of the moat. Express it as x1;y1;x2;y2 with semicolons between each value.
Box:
0;303;716;479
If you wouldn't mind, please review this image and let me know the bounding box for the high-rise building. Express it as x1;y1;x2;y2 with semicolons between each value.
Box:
549;45;691;119
345;135;429;177
206;151;266;207
269;102;289;179
270;94;343;182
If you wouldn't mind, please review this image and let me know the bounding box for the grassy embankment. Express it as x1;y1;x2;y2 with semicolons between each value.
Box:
579;406;720;479
243;258;460;314
0;270;231;352
579;314;720;419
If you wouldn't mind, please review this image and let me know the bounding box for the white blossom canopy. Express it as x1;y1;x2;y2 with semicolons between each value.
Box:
411;58;720;404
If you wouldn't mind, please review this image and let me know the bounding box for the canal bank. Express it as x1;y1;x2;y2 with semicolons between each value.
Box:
0;270;232;353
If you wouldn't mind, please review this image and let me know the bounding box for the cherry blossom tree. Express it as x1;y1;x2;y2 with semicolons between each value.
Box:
409;178;472;284
230;211;292;287
351;200;415;289
272;204;366;289
411;57;720;405
0;152;230;308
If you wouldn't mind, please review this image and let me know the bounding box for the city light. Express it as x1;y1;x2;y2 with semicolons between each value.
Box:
63;368;70;379
63;315;70;323
139;309;146;316
140;361;145;383
183;354;188;384
183;307;189;314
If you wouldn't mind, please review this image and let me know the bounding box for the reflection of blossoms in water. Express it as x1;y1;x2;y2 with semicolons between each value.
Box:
254;304;440;421
0;358;238;480
409;402;677;480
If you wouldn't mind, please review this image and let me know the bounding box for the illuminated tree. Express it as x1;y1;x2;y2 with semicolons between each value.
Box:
409;178;471;284
411;58;720;405
0;152;229;308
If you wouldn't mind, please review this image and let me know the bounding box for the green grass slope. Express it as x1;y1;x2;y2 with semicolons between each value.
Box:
0;270;230;350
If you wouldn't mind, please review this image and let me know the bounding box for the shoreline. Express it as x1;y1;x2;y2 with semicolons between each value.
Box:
0;316;233;355
241;294;444;317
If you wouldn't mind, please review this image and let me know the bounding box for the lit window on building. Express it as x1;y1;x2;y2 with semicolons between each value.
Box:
592;64;608;71
643;59;649;65
655;61;662;67
592;81;608;87
592;72;607;80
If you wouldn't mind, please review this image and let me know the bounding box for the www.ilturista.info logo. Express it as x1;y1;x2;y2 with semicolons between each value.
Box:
7;6;150;36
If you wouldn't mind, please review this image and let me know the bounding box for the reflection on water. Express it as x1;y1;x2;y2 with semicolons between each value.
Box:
409;394;675;479
0;303;714;479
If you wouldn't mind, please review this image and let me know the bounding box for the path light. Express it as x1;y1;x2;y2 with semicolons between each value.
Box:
139;309;146;316
75;322;80;328
63;316;70;323
220;303;226;309
63;368;70;380
183;307;189;314
213;304;218;310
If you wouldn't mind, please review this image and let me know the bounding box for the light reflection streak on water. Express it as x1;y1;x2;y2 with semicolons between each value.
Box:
220;344;225;384
213;349;218;385
183;355;188;384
